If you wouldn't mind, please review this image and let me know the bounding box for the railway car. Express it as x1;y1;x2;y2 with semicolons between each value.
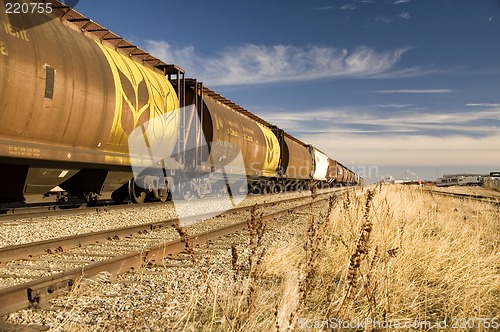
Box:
269;127;312;191
0;1;183;204
309;146;329;187
335;162;347;183
324;158;362;187
326;158;347;186
280;136;313;189
0;0;361;206
175;85;280;198
348;170;355;184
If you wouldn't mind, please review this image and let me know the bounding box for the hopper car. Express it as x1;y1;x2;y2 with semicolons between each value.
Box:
0;0;361;205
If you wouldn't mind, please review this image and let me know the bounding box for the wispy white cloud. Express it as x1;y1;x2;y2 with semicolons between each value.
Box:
304;132;500;167
466;103;500;107
255;104;500;138
394;0;410;4
399;12;411;19
341;4;357;10
368;66;439;79
317;1;372;10
316;6;336;10
145;41;411;86
377;104;414;108
273;105;500;168
373;89;454;94
375;15;393;24
263;104;500;173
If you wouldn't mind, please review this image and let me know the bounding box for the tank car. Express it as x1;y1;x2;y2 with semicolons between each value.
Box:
174;84;280;198
309;146;329;187
270;127;312;191
0;0;361;205
0;0;179;204
327;158;339;186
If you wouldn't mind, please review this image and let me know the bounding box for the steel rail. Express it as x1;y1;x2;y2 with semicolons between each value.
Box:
0;193;334;316
0;187;348;222
0;189;346;263
425;189;500;205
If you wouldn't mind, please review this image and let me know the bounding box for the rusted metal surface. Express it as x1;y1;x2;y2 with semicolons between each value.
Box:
327;158;337;182
202;87;273;128
0;320;49;331
0;0;180;202
0;211;210;263
0;250;144;316
186;86;280;177
0;15;179;164
283;137;312;180
347;169;355;183
0;5;115;162
0;190;340;263
336;163;347;183
6;0;180;73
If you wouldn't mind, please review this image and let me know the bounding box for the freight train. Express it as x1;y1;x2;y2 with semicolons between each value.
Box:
0;0;361;205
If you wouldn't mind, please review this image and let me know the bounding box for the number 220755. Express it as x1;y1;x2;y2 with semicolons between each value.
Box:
5;2;53;14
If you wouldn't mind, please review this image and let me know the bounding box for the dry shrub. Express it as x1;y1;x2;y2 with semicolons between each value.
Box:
299;185;500;327
34;186;499;331
182;185;500;331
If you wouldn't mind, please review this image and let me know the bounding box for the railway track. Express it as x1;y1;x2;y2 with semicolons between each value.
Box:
425;188;500;205
0;198;157;222
0;188;349;326
0;188;347;249
0;187;346;222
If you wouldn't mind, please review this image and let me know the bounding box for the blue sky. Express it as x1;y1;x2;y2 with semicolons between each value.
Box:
74;0;500;182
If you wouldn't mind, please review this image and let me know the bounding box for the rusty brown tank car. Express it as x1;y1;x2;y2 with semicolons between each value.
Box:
200;92;280;178
0;0;361;205
180;86;281;196
0;1;179;203
283;136;312;180
327;158;337;184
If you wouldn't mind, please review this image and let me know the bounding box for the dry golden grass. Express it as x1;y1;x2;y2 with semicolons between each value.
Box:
174;185;499;331
28;185;498;331
429;185;500;198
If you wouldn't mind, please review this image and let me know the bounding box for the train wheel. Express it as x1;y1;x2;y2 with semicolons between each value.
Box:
274;182;284;194
285;182;296;192
196;184;207;199
84;192;99;206
181;182;194;200
197;191;206;199
150;179;168;202
248;180;260;195
237;181;248;195
261;181;270;195
152;187;168;202
129;179;146;204
267;181;276;194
